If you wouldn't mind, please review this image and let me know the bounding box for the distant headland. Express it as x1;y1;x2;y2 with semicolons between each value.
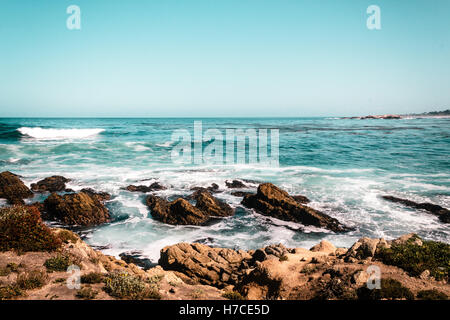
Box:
342;109;450;119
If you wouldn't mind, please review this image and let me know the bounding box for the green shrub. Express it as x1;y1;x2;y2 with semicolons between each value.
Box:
0;285;23;300
222;291;245;300
44;255;70;272
76;287;98;300
6;263;20;272
0;206;61;252
417;289;448;300
53;278;66;284
104;271;160;300
357;278;414;300
81;272;104;284
376;237;450;281
0;266;11;276
58;229;79;244
16;270;48;290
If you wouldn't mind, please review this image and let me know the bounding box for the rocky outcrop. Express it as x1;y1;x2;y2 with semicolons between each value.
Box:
146;190;234;225
30;176;71;192
190;183;220;193
123;182;167;193
343;114;402;120
241;183;351;232
43;192;110;226
159;235;450;300
0;171;33;204
146;196;210;225
159;243;252;287
79;188;111;202
225;180;247;188
231;191;254;197
382;195;450;223
192;189;234;217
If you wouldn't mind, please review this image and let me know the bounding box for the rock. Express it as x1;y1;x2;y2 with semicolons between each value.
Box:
225;180;247;188
420;270;430;280
146;196;210;225
382;195;450;223
390;233;422;246
0;171;33;204
192;189;234;217
345;237;381;260
79;188;111;202
30;176;71;192
119;251;155;270
123;182;167;193
359;114;402;119
190;183;220;193
159;242;252;287
231;191;254;197
241;183;351;232
310;240;336;254
352;270;369;285
43;192;110;226
292;195;311;204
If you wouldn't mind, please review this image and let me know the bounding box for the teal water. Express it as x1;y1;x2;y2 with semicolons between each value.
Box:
0;117;449;262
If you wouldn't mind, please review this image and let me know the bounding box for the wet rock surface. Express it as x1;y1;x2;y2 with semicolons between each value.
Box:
241;183;352;232
30;176;71;193
146;196;210;225
43;191;110;226
123;182;167;193
192;189;234;217
0;171;33;204
382;195;450;223
225;180;247;188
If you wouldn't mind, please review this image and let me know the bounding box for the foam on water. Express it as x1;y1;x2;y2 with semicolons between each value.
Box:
18;127;105;140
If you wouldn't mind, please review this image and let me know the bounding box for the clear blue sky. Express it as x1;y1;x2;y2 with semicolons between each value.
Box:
0;0;449;117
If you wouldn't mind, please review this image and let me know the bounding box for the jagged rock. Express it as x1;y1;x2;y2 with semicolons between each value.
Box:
345;237;387;260
43;192;110;226
159;242;252;287
390;233;422;246
310;240;336;254
192;189;234;217
146;196;210;225
225;180;247;188
352;270;370;285
293;195;311;204
382;195;450;223
190;183;220;193
241;183;351;232
119;251;155;270
123;182;167;193
30;176;71;192
79;188;111;202
0;171;33;204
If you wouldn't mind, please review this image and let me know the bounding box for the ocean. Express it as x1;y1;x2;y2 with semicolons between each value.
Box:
0;117;449;263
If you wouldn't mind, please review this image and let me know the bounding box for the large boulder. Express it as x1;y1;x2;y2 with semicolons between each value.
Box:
43;192;110;226
0;171;33;204
146;196;210;225
159;242;252;287
242;183;351;232
30;176;71;192
79;188;111;202
192;189;234;217
382;195;450;223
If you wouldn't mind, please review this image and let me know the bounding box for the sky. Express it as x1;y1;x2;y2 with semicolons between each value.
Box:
0;0;449;117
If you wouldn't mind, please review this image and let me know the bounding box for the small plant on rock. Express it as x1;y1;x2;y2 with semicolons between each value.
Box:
16;270;48;290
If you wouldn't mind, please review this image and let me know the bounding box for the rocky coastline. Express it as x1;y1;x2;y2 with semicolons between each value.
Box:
0;171;449;300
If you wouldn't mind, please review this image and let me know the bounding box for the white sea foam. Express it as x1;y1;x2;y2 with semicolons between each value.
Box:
18;127;105;140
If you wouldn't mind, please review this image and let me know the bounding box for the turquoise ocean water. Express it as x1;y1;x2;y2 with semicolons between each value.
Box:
0;117;449;262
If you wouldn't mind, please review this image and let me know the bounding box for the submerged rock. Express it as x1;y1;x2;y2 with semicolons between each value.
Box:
0;171;33;204
192;189;234;217
241;183;352;233
292;195;311;204
382;195;450;223
190;183;220;193
43;191;110;226
30;176;71;192
231;191;254;197
225;180;247;189
146;196;210;225
123;182;167;193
